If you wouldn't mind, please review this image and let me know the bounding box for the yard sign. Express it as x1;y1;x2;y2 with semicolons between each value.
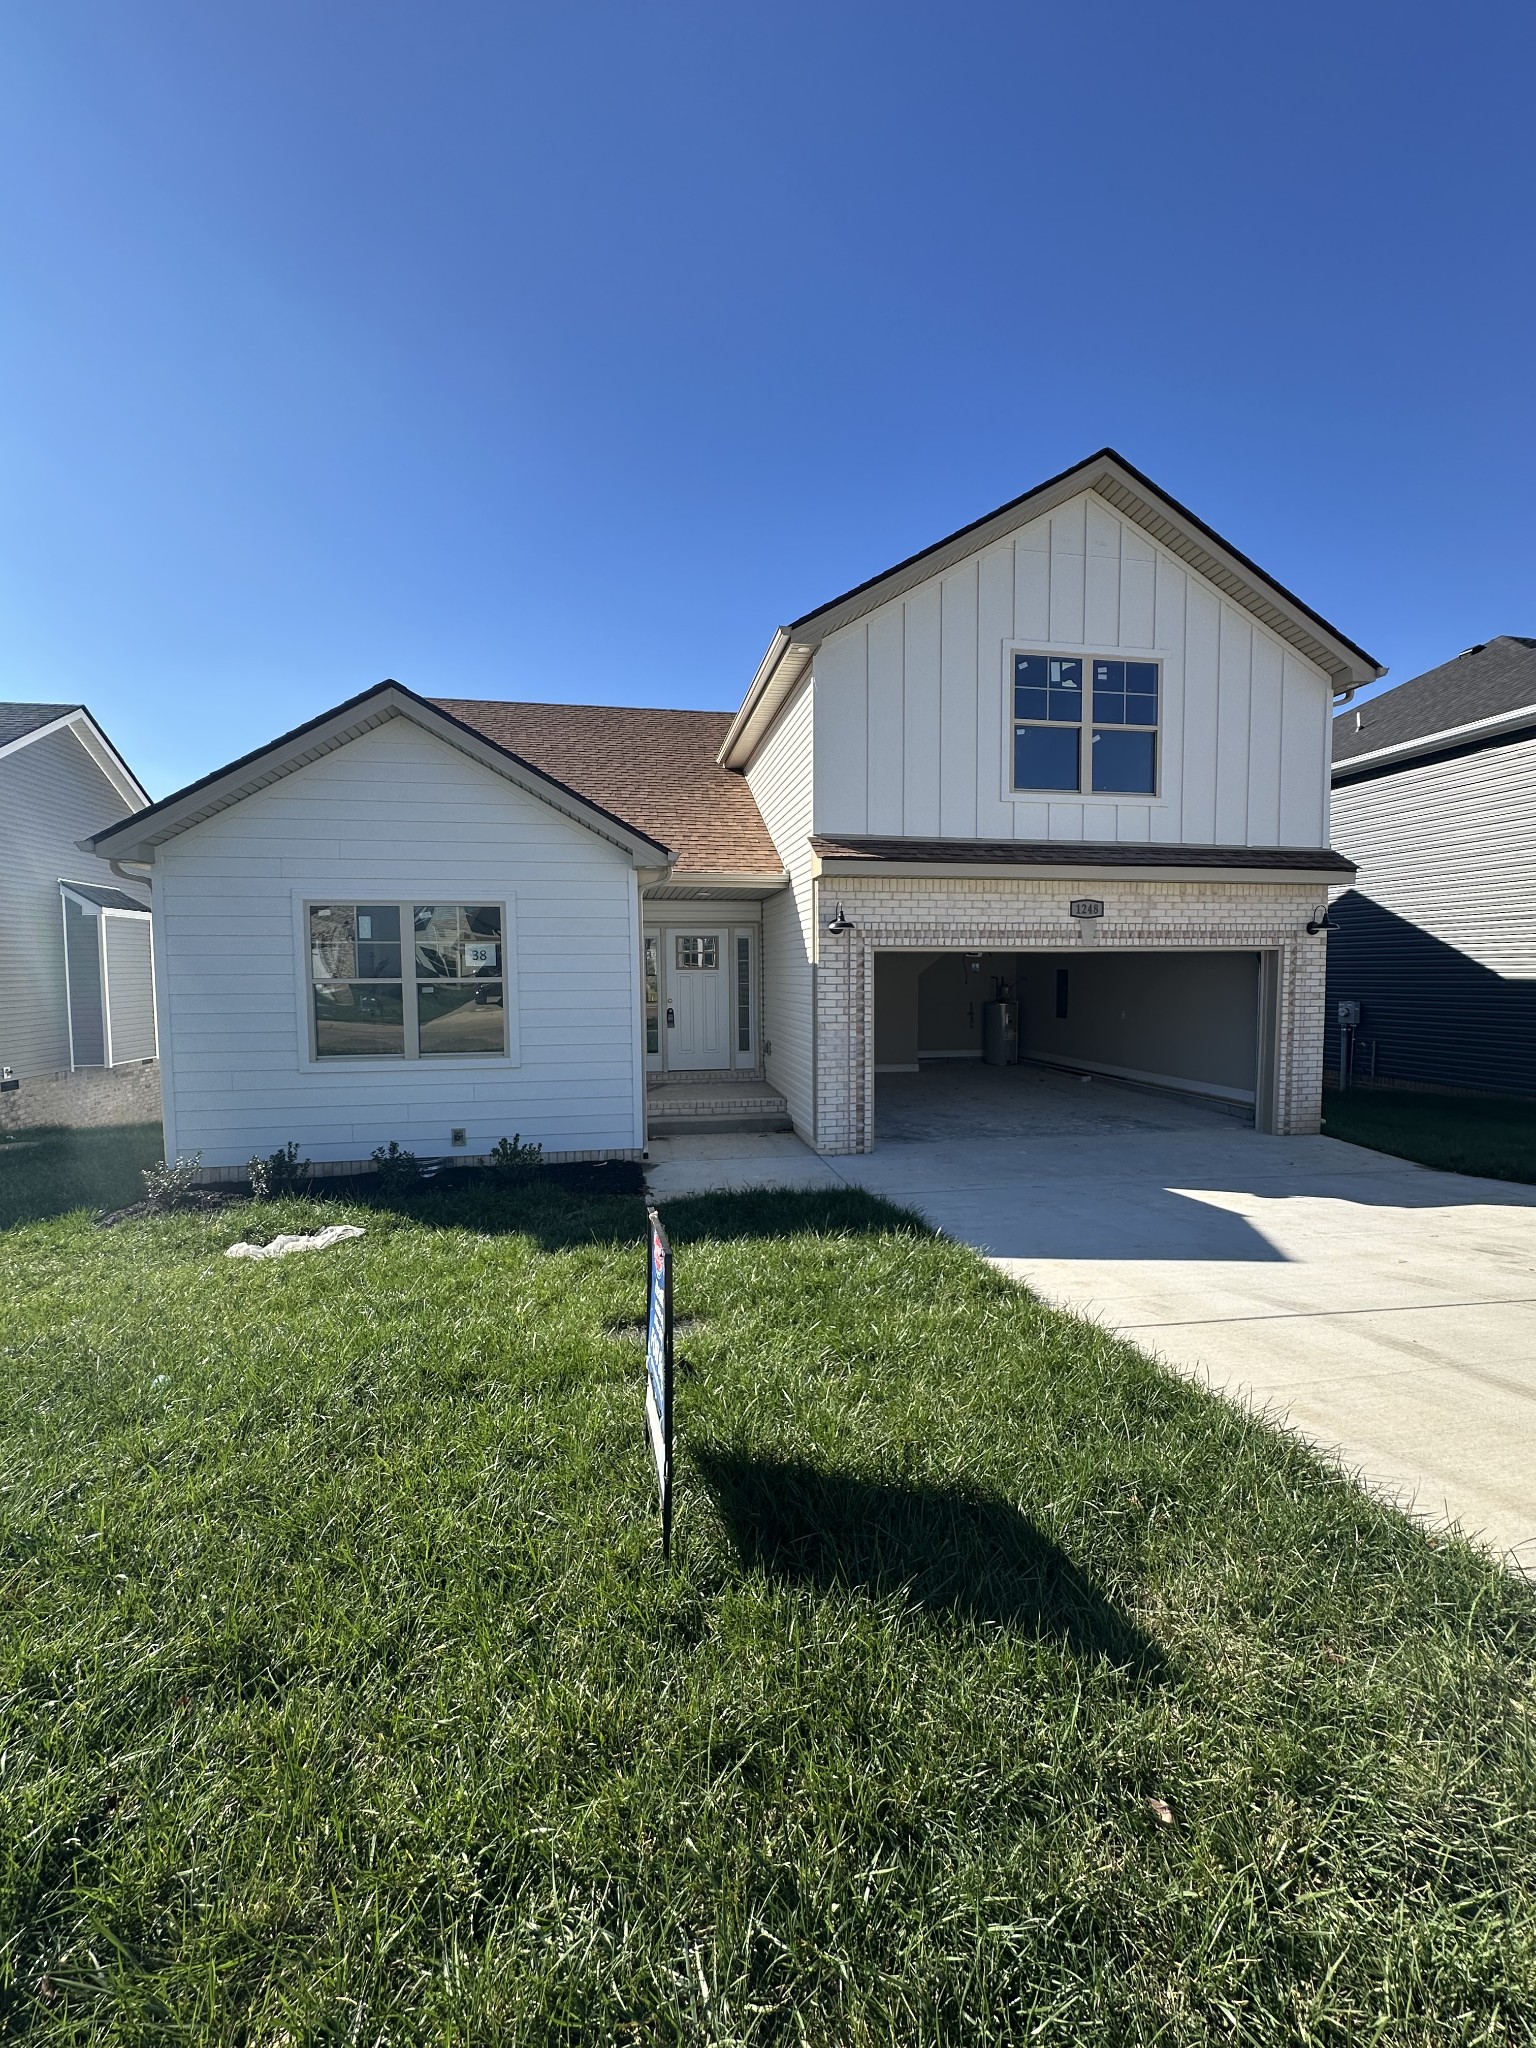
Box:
644;1203;674;1559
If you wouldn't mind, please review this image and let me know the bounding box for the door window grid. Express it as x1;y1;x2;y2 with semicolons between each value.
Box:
675;936;719;969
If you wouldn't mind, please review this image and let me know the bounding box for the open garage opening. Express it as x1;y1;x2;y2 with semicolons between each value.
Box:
871;948;1279;1141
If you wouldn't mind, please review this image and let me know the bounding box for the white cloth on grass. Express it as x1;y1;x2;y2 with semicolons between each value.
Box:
225;1225;365;1261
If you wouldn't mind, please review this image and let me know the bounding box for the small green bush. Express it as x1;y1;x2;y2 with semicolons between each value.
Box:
246;1140;311;1200
488;1133;544;1183
369;1140;420;1193
140;1153;204;1211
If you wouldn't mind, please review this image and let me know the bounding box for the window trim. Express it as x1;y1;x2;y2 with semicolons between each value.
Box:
293;892;519;1070
1004;644;1165;802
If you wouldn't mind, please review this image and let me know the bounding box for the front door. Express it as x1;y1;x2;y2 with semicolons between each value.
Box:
664;927;730;1070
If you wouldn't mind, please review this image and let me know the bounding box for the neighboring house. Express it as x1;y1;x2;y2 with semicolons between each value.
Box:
1327;637;1536;1094
0;702;157;1095
89;449;1380;1174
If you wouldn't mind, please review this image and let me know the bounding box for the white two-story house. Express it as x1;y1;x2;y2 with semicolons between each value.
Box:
89;451;1381;1175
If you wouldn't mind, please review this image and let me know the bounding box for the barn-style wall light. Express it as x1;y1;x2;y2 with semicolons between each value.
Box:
825;902;855;935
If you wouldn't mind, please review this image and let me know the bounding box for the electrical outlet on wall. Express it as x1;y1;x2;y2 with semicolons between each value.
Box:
450;1127;467;1147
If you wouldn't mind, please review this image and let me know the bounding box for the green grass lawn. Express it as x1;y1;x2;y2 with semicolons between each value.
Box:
1322;1087;1536;1184
0;1123;164;1231
1;1146;1534;2043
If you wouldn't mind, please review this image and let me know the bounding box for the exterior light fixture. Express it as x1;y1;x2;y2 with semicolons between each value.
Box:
1306;910;1332;935
825;902;855;935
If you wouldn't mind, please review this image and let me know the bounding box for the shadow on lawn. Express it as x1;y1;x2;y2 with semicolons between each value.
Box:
354;1175;919;1255
696;1448;1162;1675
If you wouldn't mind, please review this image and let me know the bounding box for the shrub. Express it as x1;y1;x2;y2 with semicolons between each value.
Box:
370;1140;420;1194
489;1133;544;1183
247;1140;311;1200
141;1153;204;1211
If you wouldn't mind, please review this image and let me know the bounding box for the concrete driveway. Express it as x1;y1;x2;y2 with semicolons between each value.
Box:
646;1068;1536;1572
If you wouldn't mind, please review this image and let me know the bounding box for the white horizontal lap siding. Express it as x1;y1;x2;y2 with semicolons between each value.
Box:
810;489;1334;851
746;675;816;1139
155;717;643;1167
0;726;143;1077
1332;736;1536;979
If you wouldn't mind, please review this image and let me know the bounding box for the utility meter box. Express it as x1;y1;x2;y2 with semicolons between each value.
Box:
1337;1001;1361;1028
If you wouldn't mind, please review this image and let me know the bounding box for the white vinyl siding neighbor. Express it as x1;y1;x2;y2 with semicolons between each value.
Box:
0;724;145;1077
745;674;816;1140
153;717;646;1169
811;490;1332;850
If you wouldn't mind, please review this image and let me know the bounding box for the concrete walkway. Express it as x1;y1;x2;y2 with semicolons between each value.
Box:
645;1070;1536;1573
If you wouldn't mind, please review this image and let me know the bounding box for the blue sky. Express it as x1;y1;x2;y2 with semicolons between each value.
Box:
4;1;1533;798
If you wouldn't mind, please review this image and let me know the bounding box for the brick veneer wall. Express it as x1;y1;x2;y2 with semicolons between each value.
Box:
0;1059;162;1134
810;875;1329;1154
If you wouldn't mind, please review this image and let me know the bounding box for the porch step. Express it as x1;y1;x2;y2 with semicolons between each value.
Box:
646;1078;793;1138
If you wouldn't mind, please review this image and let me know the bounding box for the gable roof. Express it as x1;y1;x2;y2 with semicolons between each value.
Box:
0;701;149;809
0;701;81;748
1333;636;1536;779
720;448;1386;768
434;700;784;878
86;681;675;869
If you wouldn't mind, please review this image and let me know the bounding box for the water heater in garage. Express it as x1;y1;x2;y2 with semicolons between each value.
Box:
983;1000;1018;1066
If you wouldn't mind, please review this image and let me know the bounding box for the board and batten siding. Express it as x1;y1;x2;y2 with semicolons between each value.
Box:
0;724;145;1076
153;717;646;1169
812;490;1333;849
744;675;817;1141
1327;732;1536;1094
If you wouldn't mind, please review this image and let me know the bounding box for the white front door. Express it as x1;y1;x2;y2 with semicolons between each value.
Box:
664;927;730;1070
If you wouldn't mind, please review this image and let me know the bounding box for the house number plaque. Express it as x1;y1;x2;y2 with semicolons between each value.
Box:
1069;899;1105;920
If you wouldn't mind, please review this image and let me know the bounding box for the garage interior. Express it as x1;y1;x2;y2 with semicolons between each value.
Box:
871;949;1276;1140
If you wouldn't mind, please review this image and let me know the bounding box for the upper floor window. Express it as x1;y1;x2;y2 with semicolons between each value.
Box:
1012;654;1159;796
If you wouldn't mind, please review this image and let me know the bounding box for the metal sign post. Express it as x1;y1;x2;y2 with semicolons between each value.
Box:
644;1204;674;1560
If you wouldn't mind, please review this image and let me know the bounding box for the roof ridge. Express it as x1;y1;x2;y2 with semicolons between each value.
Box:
432;696;734;720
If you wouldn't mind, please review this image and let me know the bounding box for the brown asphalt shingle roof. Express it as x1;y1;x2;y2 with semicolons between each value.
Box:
433;700;784;876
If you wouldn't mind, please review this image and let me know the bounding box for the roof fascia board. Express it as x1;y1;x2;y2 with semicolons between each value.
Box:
717;629;807;769
88;684;674;868
653;868;790;891
1333;701;1536;779
68;713;152;811
0;711;78;765
721;451;1384;767
812;855;1352;884
0;711;150;810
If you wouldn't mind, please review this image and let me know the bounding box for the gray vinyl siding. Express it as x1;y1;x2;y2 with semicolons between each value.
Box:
0;725;143;1076
744;675;816;1140
63;896;105;1065
1328;731;1536;1093
103;914;157;1063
